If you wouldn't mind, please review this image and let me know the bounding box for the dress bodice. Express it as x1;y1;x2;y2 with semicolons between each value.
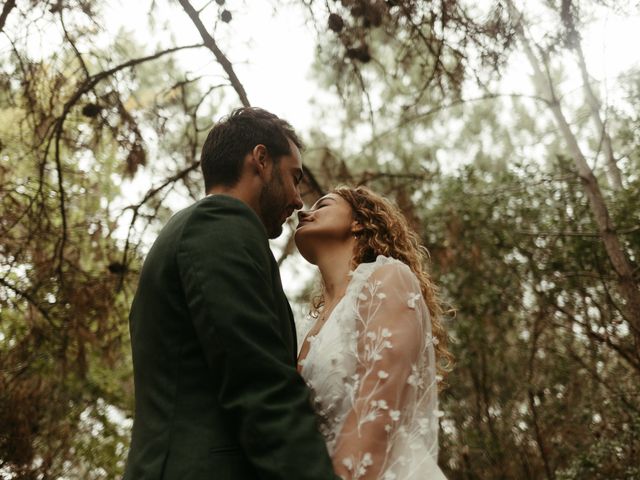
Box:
298;256;447;480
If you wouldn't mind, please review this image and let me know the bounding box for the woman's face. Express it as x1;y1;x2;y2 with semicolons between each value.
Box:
294;193;357;263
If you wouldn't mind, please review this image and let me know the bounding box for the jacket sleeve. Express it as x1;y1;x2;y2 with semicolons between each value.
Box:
177;201;338;480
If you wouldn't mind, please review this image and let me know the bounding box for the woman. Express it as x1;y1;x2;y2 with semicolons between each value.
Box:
294;186;451;480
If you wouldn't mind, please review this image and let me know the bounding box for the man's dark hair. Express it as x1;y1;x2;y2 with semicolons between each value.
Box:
200;107;304;191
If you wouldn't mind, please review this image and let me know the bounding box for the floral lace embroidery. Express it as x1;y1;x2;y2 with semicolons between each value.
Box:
298;256;446;480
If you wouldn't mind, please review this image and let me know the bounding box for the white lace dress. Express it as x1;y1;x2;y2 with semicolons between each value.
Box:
297;256;447;480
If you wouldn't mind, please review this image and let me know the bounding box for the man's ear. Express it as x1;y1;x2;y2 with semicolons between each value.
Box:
250;144;270;179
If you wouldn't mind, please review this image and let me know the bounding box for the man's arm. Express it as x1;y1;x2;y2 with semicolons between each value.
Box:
177;200;338;480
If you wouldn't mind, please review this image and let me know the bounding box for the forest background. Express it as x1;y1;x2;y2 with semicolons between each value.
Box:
1;0;639;478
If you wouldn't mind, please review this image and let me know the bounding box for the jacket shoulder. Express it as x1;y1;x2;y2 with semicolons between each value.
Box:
177;195;272;267
185;195;266;236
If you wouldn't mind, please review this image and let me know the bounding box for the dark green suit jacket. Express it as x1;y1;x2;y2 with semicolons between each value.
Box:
124;195;337;479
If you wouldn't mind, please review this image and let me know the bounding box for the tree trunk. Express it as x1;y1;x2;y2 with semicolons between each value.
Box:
574;40;623;190
506;1;640;335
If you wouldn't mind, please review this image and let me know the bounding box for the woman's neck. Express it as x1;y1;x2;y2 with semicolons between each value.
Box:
315;242;355;304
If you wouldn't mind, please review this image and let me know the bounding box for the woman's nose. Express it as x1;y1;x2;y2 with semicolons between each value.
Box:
297;209;310;221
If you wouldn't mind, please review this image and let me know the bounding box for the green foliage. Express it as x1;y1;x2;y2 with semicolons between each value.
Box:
0;3;216;477
426;161;640;478
0;60;135;479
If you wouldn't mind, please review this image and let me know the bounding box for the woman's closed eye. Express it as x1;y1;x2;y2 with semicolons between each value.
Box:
310;196;337;211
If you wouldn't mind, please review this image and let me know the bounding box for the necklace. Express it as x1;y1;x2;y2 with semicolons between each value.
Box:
298;292;347;368
318;294;344;325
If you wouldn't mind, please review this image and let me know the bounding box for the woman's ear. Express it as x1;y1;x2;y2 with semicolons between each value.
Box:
351;221;364;236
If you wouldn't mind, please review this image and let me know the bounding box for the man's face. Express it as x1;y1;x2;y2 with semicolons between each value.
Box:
258;139;304;239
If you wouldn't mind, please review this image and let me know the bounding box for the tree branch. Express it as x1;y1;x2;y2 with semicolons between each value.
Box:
44;43;204;278
0;0;16;32
118;161;201;289
360;93;549;152
178;0;250;107
574;40;622;189
524;305;556;479
0;277;51;323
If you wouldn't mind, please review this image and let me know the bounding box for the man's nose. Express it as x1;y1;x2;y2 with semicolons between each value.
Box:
292;189;303;210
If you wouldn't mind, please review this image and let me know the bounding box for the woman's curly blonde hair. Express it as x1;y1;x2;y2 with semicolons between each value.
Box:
312;185;453;381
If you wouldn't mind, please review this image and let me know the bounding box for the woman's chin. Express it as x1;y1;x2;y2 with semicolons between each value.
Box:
294;233;317;265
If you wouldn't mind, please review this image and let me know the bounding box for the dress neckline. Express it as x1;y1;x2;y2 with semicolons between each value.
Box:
297;255;400;372
297;293;349;372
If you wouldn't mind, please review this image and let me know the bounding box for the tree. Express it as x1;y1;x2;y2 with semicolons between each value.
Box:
1;0;638;478
505;0;640;343
298;1;639;477
0;2;214;476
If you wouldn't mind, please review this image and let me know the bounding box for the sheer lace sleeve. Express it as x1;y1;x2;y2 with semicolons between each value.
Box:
332;262;439;480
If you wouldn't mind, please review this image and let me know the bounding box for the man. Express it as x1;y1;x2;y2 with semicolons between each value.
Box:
124;108;338;479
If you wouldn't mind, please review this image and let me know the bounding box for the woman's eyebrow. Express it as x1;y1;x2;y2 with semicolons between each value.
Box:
311;197;336;208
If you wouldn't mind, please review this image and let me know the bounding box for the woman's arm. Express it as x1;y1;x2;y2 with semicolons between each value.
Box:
332;263;428;479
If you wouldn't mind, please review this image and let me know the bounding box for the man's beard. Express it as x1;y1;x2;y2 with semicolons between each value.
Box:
258;168;287;239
